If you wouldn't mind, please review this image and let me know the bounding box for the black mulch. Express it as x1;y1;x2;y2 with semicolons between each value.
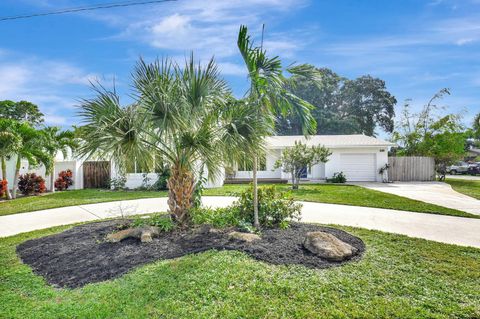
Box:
16;221;365;288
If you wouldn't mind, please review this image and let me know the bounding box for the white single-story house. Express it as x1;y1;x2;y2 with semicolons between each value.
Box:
0;135;394;192
231;135;395;182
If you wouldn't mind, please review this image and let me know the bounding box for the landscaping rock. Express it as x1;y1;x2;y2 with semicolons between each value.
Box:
228;231;261;243
303;231;357;261
106;226;161;243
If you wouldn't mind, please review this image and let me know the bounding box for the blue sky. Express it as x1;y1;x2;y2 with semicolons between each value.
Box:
0;0;479;135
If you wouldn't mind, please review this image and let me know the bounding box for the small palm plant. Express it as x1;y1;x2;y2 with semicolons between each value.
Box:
78;55;261;228
40;127;77;193
0;119;22;199
237;25;320;228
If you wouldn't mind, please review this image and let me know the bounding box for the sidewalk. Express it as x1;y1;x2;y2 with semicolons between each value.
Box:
1;196;479;248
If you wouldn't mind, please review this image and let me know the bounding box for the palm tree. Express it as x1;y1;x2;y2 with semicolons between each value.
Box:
40;127;77;193
10;122;48;199
0;119;22;199
78;55;260;227
237;25;319;228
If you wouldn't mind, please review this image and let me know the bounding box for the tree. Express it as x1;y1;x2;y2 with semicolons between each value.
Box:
40;127;77;193
0;100;44;126
392;89;466;172
274;141;331;189
10;122;48;199
237;25;318;229
77;56;261;228
0;119;22;199
277;67;396;136
473;112;480;140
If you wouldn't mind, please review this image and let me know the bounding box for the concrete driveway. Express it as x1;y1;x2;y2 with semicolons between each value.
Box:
358;182;480;215
1;196;479;248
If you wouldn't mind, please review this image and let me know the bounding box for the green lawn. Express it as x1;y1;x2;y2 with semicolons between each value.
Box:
0;183;475;218
1;223;478;318
205;183;477;218
445;178;480;200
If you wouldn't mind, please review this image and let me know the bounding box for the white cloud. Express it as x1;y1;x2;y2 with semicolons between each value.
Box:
0;50;100;126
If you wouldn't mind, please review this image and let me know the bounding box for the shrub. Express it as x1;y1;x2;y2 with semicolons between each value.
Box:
327;172;347;183
151;168;170;191
191;206;241;228
18;173;46;195
235;185;302;229
109;176;127;190
132;213;175;232
54;169;74;191
0;179;7;198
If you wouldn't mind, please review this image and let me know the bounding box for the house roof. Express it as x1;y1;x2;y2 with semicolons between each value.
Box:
265;135;396;149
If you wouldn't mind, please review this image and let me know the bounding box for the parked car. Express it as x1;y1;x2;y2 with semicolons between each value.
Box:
467;164;480;175
446;162;470;175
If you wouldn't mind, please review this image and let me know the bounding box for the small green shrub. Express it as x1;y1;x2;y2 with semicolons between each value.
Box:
191;206;240;228
132;214;174;232
235;185;302;229
327;172;347;183
109;176;126;190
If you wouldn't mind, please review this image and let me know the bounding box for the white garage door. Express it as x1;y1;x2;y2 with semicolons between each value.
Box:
339;153;376;181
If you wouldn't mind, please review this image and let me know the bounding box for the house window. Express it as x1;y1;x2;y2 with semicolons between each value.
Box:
238;154;266;171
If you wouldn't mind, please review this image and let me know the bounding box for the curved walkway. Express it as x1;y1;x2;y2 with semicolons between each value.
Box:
0;196;479;248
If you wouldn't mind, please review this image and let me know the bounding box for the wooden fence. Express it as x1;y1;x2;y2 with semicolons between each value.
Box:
83;161;111;188
388;156;436;181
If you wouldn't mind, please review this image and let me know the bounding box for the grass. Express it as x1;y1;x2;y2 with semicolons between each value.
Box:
0;183;475;218
0;189;167;216
445;178;480;200
0;222;478;318
205;183;477;218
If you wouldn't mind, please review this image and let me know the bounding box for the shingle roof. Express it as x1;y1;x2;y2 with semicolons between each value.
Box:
265;135;396;148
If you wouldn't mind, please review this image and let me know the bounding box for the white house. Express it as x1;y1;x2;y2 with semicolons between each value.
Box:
0;135;394;192
231;135;395;182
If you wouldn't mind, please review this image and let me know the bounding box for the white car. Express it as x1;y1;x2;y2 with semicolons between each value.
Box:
446;162;470;175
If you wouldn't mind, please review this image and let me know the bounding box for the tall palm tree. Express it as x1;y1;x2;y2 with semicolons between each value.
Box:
237;25;319;228
0;119;22;199
40;127;77;193
9;121;48;199
78;55;260;227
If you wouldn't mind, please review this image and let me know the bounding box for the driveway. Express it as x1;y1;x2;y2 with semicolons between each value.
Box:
1;196;479;248
358;182;480;215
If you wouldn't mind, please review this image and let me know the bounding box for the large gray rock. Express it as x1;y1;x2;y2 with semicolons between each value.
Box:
303;231;357;261
228;231;261;243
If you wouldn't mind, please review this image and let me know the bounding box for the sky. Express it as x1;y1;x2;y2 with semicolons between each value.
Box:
0;0;479;136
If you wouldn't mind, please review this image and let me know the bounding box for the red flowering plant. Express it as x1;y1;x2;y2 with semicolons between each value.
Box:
55;169;74;191
18;173;46;196
0;179;8;198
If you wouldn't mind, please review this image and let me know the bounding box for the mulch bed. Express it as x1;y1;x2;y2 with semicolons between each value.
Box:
16;221;365;289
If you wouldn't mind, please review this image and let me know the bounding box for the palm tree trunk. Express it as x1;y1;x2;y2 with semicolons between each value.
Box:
167;164;195;228
252;155;259;229
11;155;21;199
50;164;56;193
1;156;12;200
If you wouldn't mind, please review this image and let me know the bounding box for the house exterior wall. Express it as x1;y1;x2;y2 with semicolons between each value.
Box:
324;147;388;182
230;146;388;182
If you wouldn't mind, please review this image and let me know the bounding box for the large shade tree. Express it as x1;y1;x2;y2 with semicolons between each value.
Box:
0;100;44;126
276;67;396;136
78;56;263;227
237;25;318;228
